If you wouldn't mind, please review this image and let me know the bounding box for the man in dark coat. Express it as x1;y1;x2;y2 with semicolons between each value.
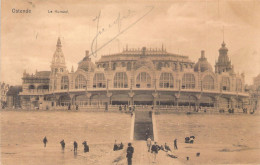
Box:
113;140;118;151
43;136;48;148
119;142;124;150
151;142;160;162
126;143;134;165
174;139;178;150
74;141;78;153
60;139;65;151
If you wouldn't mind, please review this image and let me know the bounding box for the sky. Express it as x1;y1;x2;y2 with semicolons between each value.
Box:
1;0;260;85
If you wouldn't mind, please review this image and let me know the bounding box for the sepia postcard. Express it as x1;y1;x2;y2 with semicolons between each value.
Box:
1;0;260;164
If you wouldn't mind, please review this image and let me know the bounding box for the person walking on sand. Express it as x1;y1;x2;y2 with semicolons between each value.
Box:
82;141;89;153
60;139;65;151
74;141;78;153
147;137;152;152
174;139;178;150
151;142;160;162
126;143;134;165
43;136;48;148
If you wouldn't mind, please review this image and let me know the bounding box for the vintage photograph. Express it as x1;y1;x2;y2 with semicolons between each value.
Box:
1;0;260;164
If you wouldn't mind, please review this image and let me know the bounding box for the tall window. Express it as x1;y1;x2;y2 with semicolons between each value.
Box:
127;62;131;71
114;72;128;88
203;75;214;90
113;63;117;70
236;79;242;92
157;62;163;70
54;79;57;90
75;74;86;89
93;73;106;88
182;73;195;89
29;85;35;90
222;77;230;91
61;76;69;90
136;72;151;88
159;72;174;88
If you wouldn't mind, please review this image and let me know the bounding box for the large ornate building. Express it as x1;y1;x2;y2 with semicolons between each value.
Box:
19;38;249;110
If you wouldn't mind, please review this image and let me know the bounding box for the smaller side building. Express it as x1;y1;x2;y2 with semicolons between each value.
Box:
0;82;10;108
19;70;50;109
251;74;260;111
6;86;22;108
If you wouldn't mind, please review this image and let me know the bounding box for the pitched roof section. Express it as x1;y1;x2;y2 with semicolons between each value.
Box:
35;71;51;78
6;86;22;96
97;46;192;63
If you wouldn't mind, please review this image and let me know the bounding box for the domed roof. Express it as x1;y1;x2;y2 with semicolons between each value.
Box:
219;42;228;52
78;51;95;72
194;50;213;72
134;47;155;70
134;57;155;70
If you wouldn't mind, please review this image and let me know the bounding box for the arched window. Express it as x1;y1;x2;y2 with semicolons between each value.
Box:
29;85;35;90
203;75;214;90
93;73;106;88
222;77;230;91
182;73;195;89
61;76;69;90
159;72;174;88
136;72;151;88
236;79;242;92
114;72;128;88
75;74;86;89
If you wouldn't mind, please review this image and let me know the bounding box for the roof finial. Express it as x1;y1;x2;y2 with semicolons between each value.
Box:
58;24;61;37
57;37;61;47
162;43;164;51
222;25;225;43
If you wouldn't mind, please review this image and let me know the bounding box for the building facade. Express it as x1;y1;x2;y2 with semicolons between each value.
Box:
6;86;22;108
19;38;249;110
0;82;9;108
248;74;260;111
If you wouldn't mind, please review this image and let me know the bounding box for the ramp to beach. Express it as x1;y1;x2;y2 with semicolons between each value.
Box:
134;111;154;140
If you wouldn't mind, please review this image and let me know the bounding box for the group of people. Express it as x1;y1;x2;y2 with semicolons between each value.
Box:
185;136;195;144
67;104;79;110
113;140;124;151
119;105;135;112
146;137;178;162
42;136;89;153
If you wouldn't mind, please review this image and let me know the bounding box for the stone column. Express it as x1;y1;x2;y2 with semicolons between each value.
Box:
195;94;202;108
53;95;60;109
106;92;112;105
86;92;92;105
128;91;135;106
152;92;158;107
174;93;180;108
230;97;236;109
214;96;220;110
69;94;75;109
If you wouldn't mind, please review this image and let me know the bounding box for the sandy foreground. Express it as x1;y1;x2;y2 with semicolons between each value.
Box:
0;110;260;165
155;113;260;164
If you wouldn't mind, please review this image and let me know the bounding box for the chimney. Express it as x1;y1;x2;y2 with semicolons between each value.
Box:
85;50;89;57
201;50;205;58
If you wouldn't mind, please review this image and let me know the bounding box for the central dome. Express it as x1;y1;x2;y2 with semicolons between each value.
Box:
194;50;213;72
78;51;95;72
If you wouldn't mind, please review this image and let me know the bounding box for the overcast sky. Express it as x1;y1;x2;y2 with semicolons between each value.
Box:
1;0;260;85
